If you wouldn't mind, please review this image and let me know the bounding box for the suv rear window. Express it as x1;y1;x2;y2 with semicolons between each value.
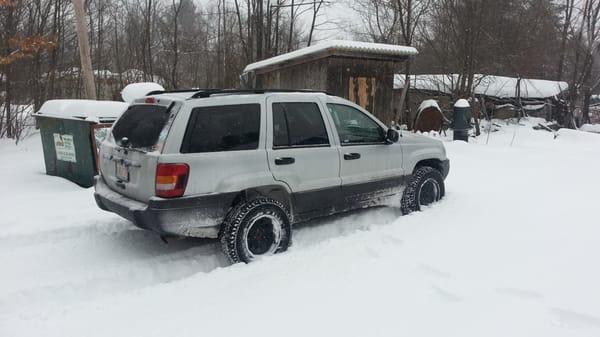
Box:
272;102;329;148
181;104;260;153
112;104;170;148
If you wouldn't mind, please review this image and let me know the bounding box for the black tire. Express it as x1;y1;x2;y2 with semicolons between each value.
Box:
220;198;291;264
401;166;445;215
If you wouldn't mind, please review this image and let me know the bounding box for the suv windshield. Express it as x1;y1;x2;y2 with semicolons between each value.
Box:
112;104;169;148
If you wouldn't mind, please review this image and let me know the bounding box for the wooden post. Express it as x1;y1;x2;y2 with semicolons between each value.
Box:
395;74;410;126
73;0;96;99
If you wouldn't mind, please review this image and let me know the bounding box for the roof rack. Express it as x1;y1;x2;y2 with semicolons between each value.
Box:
145;88;211;96
189;89;331;99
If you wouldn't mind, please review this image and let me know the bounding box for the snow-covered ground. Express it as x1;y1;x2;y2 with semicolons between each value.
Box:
1;119;600;336
580;124;600;134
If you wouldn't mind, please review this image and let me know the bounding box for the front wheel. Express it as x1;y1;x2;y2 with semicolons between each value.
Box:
401;166;445;215
220;198;291;264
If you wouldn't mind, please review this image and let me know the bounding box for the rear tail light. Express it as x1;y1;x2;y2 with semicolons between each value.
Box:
155;163;189;198
145;97;157;104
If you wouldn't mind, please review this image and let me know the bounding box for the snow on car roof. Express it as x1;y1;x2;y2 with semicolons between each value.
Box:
394;74;568;99
244;40;418;73
121;82;165;103
36;99;128;122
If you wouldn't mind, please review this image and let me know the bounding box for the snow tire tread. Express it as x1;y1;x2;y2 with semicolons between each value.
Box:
220;197;291;264
401;166;445;215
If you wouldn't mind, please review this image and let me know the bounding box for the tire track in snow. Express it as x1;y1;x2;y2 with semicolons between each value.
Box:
0;218;228;319
0;207;402;321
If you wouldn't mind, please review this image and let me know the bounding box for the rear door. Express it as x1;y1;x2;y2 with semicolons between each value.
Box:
174;101;269;196
266;95;341;217
99;102;178;202
325;103;404;203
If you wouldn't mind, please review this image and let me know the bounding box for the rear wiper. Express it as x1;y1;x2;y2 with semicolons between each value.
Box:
115;143;148;154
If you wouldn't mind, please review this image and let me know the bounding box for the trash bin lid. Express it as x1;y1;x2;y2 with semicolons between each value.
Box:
454;99;470;108
36;99;128;123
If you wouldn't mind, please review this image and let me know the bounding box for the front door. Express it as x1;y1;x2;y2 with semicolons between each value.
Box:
325;103;404;204
266;95;341;218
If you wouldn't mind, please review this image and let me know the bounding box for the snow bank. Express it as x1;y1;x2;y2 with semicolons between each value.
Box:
36;99;128;122
121;82;165;103
580;124;600;134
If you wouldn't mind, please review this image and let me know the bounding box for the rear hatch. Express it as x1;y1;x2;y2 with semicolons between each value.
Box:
99;101;178;202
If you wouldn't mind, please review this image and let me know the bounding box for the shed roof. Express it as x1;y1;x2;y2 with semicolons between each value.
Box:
394;74;568;99
243;40;418;73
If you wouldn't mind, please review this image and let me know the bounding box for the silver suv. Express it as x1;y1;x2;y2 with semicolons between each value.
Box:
94;89;449;263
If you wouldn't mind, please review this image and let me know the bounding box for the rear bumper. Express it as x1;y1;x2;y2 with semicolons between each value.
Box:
93;176;230;238
440;159;450;179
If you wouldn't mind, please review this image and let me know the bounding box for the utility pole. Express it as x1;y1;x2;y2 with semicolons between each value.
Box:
73;0;97;99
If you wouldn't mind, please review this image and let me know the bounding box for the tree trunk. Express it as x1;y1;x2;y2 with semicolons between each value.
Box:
582;87;591;125
256;0;263;60
72;0;97;99
557;0;574;81
3;4;15;138
287;0;294;52
307;0;323;46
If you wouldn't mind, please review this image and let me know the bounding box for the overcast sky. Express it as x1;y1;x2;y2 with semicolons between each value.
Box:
192;0;360;43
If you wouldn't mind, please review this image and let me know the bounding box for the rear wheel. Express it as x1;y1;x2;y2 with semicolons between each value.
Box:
401;166;445;215
220;198;291;263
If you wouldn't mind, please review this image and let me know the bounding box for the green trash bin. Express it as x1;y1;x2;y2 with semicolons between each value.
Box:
34;99;127;187
451;99;472;142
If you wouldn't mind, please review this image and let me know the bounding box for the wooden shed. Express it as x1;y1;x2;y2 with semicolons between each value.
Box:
241;40;418;124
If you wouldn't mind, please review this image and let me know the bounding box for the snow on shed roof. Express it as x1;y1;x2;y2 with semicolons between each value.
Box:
36;99;128;122
417;99;441;114
394;74;568;99
244;40;418;73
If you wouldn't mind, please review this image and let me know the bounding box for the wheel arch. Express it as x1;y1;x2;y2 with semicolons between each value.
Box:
230;184;294;220
414;158;444;173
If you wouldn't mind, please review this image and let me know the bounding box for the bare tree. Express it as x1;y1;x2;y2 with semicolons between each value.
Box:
567;0;600;126
557;0;575;81
307;0;325;46
353;0;431;123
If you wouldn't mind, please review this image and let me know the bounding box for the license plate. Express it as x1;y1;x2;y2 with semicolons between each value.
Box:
115;161;129;182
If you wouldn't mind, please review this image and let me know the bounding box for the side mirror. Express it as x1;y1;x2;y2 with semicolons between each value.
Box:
385;128;399;144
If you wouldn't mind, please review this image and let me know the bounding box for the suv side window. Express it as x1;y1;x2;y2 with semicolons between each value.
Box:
181;104;260;153
272;102;329;148
326;103;385;145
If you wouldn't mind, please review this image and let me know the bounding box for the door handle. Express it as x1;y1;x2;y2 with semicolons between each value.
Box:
275;157;295;165
344;153;361;160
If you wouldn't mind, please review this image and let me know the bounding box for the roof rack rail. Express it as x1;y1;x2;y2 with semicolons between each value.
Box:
189;89;330;99
145;88;213;96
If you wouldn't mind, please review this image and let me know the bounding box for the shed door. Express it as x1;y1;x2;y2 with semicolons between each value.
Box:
348;77;376;112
